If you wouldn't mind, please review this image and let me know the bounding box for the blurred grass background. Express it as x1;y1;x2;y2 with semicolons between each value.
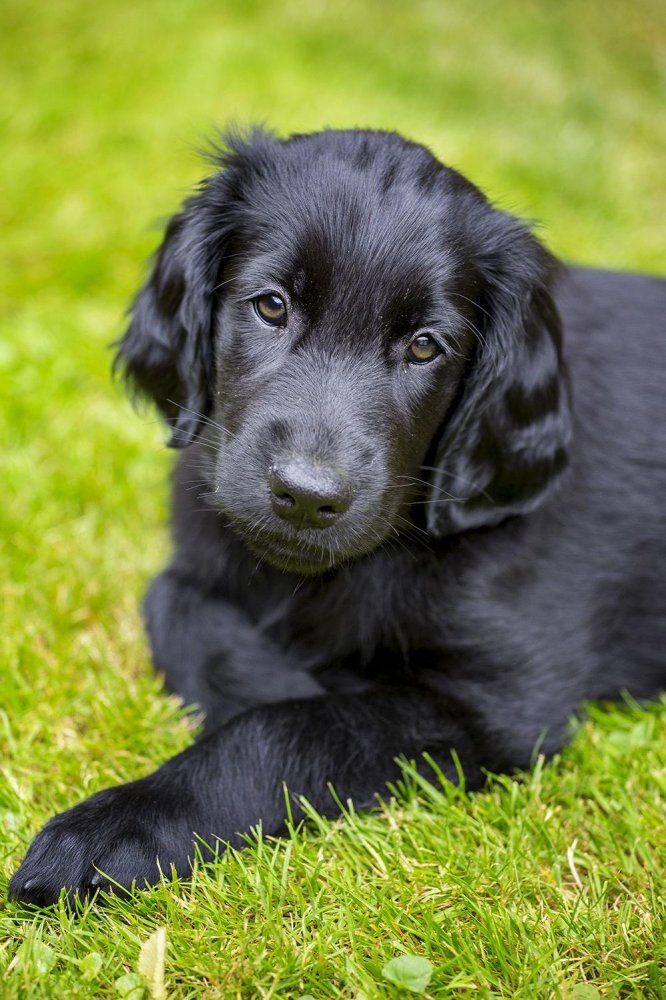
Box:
1;0;665;996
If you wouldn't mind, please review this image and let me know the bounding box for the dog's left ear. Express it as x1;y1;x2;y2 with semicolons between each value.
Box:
114;183;232;447
427;210;572;536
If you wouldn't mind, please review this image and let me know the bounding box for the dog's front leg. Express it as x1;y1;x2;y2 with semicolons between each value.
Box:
144;568;325;725
9;688;486;905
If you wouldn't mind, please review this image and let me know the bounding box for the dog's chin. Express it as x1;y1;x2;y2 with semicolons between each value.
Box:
244;537;338;575
231;519;385;576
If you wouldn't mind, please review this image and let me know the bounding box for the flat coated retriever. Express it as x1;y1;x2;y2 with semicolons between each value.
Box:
10;128;666;905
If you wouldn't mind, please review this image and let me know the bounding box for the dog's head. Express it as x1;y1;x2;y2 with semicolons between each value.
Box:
116;128;571;573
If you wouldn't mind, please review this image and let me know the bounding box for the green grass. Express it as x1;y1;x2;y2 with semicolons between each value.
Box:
1;0;665;996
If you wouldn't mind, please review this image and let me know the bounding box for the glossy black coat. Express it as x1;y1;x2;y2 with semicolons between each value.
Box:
10;129;665;905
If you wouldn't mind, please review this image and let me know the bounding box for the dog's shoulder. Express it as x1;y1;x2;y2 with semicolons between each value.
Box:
556;265;666;347
555;265;666;453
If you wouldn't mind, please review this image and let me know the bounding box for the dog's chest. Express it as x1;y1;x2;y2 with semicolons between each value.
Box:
249;559;436;686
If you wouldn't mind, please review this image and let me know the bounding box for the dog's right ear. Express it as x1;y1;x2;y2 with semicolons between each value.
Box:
114;188;232;447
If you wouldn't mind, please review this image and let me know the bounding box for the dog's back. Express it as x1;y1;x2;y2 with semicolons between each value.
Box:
548;267;665;696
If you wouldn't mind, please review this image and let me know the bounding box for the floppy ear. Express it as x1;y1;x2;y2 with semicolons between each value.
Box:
426;211;572;536
114;187;231;447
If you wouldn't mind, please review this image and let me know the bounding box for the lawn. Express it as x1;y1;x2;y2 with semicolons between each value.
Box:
1;0;665;996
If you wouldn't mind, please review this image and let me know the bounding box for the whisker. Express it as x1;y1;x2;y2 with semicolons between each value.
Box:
394;474;460;500
165;399;233;439
448;290;493;322
418;465;494;503
407;497;465;506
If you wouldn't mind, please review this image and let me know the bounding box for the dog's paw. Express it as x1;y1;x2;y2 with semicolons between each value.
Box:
9;778;198;906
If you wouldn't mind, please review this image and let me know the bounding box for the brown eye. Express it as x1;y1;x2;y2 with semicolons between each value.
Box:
254;293;287;326
406;333;440;364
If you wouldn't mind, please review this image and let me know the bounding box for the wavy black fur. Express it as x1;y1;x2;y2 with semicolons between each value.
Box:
10;128;665;905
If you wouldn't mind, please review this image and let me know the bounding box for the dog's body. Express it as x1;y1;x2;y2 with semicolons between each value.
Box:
10;129;665;905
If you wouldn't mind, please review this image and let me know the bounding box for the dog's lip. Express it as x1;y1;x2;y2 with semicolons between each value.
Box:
226;509;391;572
234;516;358;571
246;534;337;572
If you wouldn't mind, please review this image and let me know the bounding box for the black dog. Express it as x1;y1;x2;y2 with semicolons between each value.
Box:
10;128;665;905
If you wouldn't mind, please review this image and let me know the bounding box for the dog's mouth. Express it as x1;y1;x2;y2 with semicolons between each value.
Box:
246;536;336;574
230;516;385;575
241;526;359;574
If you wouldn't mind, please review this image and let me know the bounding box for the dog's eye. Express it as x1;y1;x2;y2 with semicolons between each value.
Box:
406;333;440;364
254;293;288;327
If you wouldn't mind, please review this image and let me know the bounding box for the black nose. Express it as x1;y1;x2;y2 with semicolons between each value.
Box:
269;459;352;529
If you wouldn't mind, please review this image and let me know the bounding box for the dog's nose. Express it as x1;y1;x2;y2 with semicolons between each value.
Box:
269;459;351;529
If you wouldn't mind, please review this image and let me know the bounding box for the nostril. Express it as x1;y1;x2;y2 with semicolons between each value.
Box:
273;489;296;507
269;472;291;498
